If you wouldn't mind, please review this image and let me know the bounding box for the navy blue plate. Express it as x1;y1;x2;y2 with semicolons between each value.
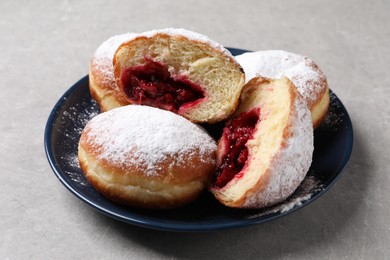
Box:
44;48;353;232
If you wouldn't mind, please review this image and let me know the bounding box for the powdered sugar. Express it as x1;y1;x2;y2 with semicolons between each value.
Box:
91;33;138;85
61;153;90;186
235;50;327;108
83;105;217;175
61;104;99;136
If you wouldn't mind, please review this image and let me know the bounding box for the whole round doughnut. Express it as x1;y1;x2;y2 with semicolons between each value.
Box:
78;105;217;209
235;50;329;128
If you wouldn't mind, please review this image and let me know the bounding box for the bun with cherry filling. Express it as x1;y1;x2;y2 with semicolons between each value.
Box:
210;77;314;208
113;28;245;123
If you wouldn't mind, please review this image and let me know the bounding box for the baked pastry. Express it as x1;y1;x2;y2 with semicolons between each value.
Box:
89;33;138;112
78;105;217;209
209;77;314;208
113;28;245;123
235;50;329;128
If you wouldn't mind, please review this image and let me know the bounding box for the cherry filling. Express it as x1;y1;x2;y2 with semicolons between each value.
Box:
120;60;205;112
214;108;260;188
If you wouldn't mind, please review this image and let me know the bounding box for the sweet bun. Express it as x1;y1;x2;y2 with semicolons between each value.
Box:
235;50;329;128
210;77;314;208
89;33;138;112
78;105;217;209
113;28;245;123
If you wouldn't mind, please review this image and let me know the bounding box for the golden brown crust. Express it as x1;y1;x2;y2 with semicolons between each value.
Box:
79;138;215;209
78;145;212;209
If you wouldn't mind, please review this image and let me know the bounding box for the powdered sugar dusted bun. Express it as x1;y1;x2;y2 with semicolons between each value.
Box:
78;105;217;209
113;28;245;123
235;50;329;128
210;77;314;208
89;33;138;111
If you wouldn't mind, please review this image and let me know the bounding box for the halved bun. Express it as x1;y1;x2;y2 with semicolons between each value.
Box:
113;28;245;123
210;77;314;208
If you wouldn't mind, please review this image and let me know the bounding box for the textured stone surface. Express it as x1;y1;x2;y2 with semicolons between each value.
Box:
1;0;389;259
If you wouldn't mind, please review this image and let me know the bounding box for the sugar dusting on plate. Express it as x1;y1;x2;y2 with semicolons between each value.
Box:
321;92;345;131
245;175;323;218
59;100;100;186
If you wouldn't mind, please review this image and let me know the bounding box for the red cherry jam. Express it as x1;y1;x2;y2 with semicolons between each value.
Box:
120;60;205;112
214;108;260;188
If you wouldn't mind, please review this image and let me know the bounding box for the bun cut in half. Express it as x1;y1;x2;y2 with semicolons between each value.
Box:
210;77;314;208
113;28;245;123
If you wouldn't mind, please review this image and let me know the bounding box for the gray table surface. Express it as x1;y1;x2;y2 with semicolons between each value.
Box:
1;0;389;259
